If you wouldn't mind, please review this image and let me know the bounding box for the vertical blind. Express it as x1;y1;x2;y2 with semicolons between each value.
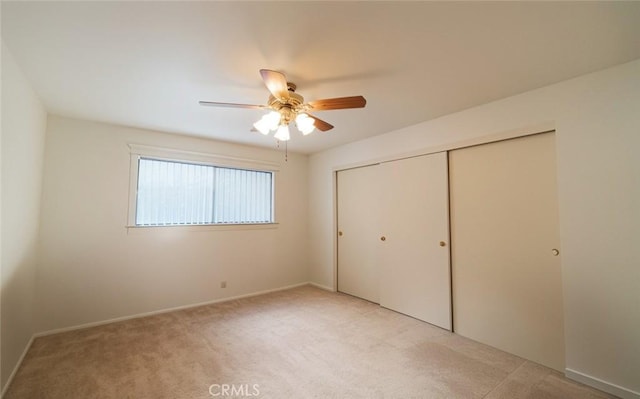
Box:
136;158;273;226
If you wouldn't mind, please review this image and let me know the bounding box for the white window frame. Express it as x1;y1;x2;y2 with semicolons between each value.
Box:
127;144;279;231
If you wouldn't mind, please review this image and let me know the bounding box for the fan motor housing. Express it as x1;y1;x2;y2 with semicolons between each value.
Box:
267;83;307;123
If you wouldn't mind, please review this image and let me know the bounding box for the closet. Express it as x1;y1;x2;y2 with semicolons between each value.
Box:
336;132;564;371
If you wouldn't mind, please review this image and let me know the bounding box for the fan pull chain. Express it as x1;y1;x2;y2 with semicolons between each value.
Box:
275;140;288;162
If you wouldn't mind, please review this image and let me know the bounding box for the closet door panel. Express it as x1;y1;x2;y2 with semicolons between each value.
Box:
379;152;451;329
450;132;564;371
337;165;381;303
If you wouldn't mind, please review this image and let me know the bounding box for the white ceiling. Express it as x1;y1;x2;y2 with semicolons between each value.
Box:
3;2;640;154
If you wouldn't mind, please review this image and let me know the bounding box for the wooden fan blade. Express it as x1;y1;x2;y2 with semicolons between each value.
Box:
309;114;334;132
308;95;366;111
199;101;267;110
260;69;290;102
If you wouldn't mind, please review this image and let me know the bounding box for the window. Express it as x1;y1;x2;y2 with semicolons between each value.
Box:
128;145;277;227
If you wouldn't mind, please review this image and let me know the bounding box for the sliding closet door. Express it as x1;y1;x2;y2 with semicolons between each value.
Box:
378;153;451;330
450;132;564;371
337;165;381;303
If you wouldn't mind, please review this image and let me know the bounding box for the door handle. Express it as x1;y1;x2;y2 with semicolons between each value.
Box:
338;231;343;237
552;248;560;256
380;236;386;241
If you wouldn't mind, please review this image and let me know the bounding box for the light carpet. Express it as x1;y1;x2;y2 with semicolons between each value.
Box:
5;285;615;398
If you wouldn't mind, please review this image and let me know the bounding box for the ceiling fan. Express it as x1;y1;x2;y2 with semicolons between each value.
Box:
199;69;366;142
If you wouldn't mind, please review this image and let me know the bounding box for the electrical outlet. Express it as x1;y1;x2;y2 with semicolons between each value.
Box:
220;281;227;289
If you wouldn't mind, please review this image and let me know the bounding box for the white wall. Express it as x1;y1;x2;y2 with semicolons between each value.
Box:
0;42;48;390
309;59;640;397
36;116;309;332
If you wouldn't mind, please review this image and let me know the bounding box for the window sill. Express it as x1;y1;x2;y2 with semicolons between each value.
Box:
125;223;279;234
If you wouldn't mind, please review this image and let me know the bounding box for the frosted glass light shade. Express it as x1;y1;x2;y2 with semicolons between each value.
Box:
274;124;290;141
254;111;282;135
299;122;315;135
265;111;281;130
253;117;271;135
296;113;315;135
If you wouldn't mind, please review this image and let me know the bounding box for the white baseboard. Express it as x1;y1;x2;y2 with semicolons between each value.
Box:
1;335;35;398
35;282;311;338
308;281;335;292
1;281;333;396
566;368;639;399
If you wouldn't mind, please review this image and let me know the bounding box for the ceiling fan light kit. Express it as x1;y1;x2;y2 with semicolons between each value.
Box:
200;69;366;142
